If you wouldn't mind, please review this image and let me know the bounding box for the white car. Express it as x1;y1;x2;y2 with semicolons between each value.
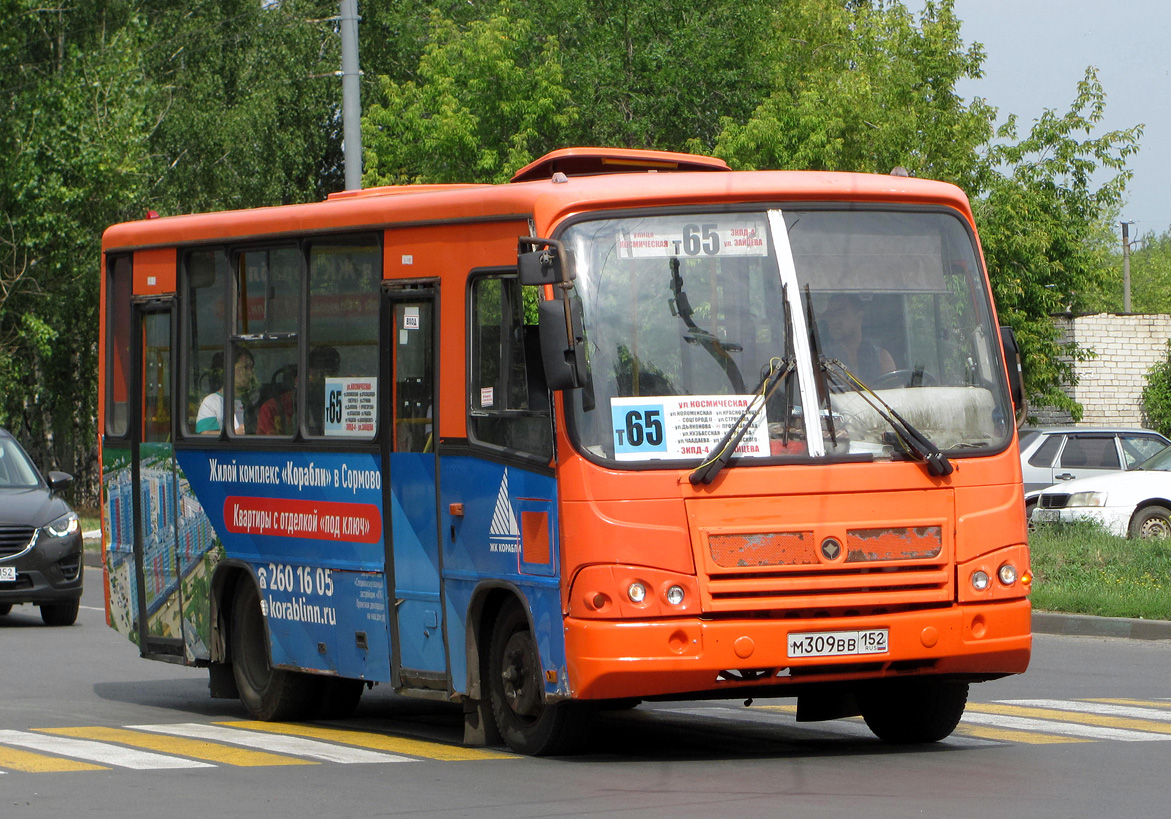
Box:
1030;444;1171;538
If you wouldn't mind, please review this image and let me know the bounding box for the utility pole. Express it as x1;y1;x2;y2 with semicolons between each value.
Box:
1121;220;1134;314
340;0;362;191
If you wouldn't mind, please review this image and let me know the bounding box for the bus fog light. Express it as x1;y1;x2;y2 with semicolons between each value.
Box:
998;563;1018;586
666;585;685;606
970;570;990;591
627;582;647;603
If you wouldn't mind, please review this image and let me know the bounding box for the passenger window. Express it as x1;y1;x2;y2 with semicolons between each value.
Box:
469;273;552;459
184;249;232;435
1060;436;1119;469
306;237;380;438
1028;435;1062;468
1121;435;1166;468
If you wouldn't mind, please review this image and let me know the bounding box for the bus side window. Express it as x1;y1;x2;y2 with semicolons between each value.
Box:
469;273;552;459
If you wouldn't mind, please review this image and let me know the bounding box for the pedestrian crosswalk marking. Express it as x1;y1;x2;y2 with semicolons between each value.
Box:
38;726;317;767
1002;699;1171;726
0;745;108;773
964;704;1171;742
0;729;213;769
218;721;516;761
953;723;1090;745
128;723;414;764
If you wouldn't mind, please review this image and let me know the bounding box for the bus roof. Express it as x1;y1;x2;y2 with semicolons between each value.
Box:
102;149;976;252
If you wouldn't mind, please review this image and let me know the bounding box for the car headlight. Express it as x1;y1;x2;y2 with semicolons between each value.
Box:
1067;492;1107;508
43;511;80;538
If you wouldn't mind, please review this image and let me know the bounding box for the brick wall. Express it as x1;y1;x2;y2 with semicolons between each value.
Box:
1032;313;1171;427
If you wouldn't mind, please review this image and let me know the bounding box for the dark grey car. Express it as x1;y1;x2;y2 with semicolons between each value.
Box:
0;429;83;626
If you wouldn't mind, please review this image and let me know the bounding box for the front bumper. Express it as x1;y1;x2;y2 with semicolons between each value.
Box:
564;599;1031;700
1030;505;1130;536
0;531;84;606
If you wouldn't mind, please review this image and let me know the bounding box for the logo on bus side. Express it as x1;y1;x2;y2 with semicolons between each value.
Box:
489;472;520;554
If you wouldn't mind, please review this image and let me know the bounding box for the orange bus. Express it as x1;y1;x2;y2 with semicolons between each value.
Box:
100;147;1030;754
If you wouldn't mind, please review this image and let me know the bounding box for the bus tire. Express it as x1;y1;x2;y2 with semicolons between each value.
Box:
860;680;968;744
231;580;319;721
1129;505;1171;539
487;603;588;756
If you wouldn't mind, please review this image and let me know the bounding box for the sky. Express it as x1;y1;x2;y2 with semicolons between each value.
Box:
916;0;1171;239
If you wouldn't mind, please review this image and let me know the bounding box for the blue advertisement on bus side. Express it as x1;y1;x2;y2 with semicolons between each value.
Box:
176;449;391;680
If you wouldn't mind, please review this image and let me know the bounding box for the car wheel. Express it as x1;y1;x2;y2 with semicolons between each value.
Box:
1025;499;1038;532
230;580;320;720
40;598;79;626
1128;505;1171;539
0;603;13;616
860;681;969;744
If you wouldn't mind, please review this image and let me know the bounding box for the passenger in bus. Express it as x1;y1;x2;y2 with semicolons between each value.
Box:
305;345;341;434
196;348;255;434
821;293;895;381
257;365;297;435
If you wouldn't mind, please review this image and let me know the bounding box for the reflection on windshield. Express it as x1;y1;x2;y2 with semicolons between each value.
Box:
562;209;1012;465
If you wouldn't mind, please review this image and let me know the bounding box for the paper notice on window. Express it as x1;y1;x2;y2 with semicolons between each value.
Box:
324;377;378;437
610;395;769;461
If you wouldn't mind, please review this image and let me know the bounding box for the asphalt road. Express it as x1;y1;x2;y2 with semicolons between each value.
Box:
2;572;1170;818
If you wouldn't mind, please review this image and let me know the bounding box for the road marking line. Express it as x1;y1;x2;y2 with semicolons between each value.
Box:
963;708;1171;742
0;730;212;769
978;702;1171;735
1003;699;1171;724
218;721;515;761
38;727;316;768
129;723;413;764
1086;698;1171;712
0;745;108;773
953;723;1090;745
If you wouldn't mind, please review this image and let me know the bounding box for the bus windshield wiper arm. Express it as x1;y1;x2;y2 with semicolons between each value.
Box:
821;358;954;477
689;357;794;485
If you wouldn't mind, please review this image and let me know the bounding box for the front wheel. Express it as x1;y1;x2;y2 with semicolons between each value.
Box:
487;603;588;755
1129;505;1171;539
231;580;320;720
40;598;79;626
860;681;968;744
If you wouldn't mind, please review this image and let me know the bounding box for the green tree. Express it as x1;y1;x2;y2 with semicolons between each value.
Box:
974;70;1140;419
362;11;576;185
0;2;158;501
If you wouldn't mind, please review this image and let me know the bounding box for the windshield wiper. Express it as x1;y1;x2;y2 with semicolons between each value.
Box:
821;358;954;477
689;357;794;485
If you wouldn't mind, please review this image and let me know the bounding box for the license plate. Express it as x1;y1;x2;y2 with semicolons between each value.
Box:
0;566;15;582
1032;509;1060;523
787;628;889;658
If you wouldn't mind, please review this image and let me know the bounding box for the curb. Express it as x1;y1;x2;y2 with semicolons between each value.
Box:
81;542;1171;640
1031;611;1171;641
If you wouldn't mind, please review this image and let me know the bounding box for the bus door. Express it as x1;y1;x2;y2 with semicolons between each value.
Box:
129;299;184;660
381;282;449;688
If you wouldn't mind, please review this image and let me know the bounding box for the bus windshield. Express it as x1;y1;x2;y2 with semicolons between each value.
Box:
562;208;1013;465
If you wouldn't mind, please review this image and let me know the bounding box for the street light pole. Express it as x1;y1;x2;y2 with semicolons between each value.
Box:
1121;220;1134;314
340;0;362;191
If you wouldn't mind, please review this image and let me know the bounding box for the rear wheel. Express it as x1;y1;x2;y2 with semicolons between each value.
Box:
860;681;968;744
40;598;79;626
231;581;320;720
487;603;588;755
1129;505;1171;539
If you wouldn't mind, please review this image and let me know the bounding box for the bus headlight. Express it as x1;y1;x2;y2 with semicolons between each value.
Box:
627;582;647;603
998;563;1018;586
665;585;685;606
970;570;990;591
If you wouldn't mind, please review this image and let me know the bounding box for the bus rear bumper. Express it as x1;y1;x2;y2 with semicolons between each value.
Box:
563;599;1031;700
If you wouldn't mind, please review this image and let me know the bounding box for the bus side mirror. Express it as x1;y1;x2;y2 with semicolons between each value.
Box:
999;325;1027;427
538;297;587;391
518;237;573;286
